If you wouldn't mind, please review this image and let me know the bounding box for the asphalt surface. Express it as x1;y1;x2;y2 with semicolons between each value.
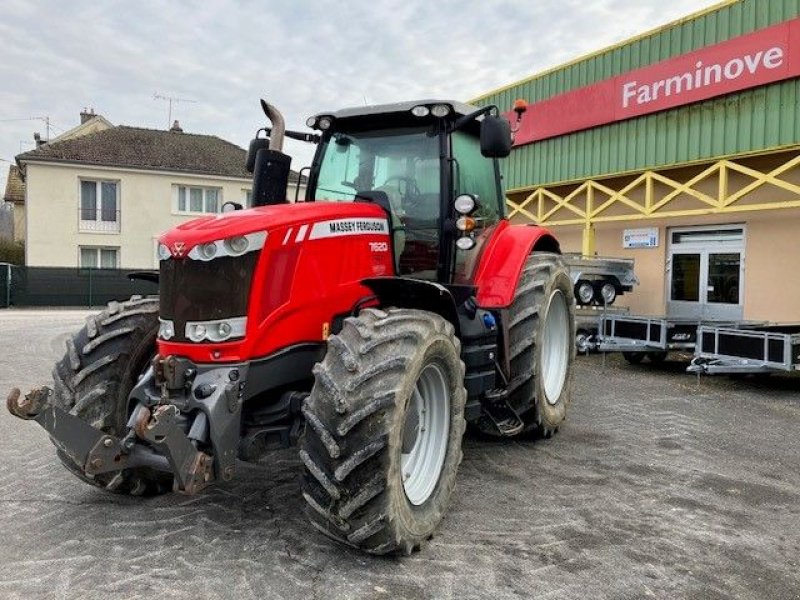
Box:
0;309;798;600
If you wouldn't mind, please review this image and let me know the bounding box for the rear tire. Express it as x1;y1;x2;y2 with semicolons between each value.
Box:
477;252;575;438
51;296;172;496
300;308;466;555
647;351;668;364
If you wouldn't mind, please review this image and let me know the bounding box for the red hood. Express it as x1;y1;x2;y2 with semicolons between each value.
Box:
159;201;387;254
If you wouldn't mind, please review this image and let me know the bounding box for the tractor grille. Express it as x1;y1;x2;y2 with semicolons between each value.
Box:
159;252;260;342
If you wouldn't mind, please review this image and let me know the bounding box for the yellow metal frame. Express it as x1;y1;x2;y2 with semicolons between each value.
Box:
507;153;800;255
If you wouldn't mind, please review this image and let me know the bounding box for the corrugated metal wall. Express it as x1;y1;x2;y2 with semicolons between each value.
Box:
474;0;800;190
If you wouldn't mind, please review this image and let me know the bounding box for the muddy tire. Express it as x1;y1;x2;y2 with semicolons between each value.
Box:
300;308;466;555
478;252;575;438
51;296;172;496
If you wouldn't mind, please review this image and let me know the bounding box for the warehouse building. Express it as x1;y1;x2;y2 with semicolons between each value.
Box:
474;0;800;322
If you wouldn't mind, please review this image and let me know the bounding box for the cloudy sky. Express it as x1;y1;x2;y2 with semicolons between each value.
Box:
1;0;721;191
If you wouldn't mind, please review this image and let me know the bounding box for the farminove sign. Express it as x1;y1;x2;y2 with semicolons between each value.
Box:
510;17;800;146
621;47;785;109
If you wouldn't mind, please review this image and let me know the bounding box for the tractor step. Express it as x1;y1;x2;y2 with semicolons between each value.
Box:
482;396;524;436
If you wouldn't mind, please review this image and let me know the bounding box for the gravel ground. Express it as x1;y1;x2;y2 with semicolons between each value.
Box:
0;309;798;600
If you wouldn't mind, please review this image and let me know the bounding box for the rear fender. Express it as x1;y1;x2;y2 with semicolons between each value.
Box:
473;222;560;308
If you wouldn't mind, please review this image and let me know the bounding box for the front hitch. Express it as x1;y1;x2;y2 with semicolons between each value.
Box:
7;386;213;494
7;386;145;477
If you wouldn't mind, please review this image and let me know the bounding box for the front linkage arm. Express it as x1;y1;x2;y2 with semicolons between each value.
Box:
7;384;213;495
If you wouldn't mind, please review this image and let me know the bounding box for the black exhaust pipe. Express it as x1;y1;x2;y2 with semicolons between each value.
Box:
251;99;292;207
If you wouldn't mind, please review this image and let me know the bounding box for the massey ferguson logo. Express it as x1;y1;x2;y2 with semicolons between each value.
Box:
171;241;186;257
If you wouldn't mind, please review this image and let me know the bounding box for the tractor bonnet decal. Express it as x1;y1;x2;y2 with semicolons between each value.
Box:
307;218;389;240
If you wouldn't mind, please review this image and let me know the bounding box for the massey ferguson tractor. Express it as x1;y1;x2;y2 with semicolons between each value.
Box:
8;99;575;555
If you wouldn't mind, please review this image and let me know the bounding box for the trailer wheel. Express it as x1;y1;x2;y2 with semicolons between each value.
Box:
597;281;617;305
51;297;173;496
622;352;645;365
647;351;668;364
300;308;466;555
477;253;575;438
575;280;595;305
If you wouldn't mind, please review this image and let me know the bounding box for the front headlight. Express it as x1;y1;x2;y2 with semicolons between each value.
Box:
185;317;247;343
157;243;171;261
186;231;267;261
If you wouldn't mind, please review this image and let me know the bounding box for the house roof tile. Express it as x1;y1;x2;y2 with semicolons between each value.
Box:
16;126;303;183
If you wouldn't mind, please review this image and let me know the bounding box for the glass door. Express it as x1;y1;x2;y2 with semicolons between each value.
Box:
667;227;744;320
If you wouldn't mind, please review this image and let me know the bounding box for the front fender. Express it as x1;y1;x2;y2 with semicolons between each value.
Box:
361;277;461;335
473;221;560;308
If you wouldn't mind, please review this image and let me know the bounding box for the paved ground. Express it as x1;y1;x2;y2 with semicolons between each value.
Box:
0;309;798;600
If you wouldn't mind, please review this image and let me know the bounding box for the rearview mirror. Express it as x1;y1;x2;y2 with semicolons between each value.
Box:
480;115;512;158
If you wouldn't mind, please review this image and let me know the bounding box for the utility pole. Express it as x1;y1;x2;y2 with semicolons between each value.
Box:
153;93;197;128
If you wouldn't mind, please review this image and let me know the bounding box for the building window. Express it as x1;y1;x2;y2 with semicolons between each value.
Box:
243;189;253;206
80;180;120;232
174;185;221;214
80;246;119;269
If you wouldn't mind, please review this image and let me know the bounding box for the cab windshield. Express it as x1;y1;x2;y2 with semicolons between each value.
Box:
312;127;442;278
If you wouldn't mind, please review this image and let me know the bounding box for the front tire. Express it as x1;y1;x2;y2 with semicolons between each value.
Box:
300;308;466;555
51;296;172;496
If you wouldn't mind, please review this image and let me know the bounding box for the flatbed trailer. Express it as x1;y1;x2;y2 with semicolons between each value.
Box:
574;305;629;353
564;254;638;306
596;314;751;364
688;324;800;374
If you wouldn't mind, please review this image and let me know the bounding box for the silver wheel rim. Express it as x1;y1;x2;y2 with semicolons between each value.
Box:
541;289;570;405
577;283;594;304
401;362;450;506
601;283;616;304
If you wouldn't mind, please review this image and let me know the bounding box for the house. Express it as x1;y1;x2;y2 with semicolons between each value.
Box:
2;165;25;242
16;112;305;269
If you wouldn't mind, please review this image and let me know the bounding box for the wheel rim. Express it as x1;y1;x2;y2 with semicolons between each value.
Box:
577;283;594;304
401;362;450;506
601;283;616;304
541;289;570;405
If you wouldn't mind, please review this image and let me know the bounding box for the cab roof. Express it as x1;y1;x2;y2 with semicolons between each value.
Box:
310;100;484;133
320;100;480;121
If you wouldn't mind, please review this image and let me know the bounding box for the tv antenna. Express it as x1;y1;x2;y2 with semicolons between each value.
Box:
153;93;197;128
0;116;61;141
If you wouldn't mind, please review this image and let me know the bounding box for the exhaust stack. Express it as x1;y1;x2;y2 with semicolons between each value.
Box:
251;99;292;207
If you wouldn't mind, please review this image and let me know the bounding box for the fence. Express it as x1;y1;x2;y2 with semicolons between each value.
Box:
0;264;159;308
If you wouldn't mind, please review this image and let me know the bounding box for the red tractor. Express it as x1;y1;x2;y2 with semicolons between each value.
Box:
8;99;575;555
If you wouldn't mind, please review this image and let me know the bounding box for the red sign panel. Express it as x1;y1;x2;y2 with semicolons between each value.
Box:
510;17;800;147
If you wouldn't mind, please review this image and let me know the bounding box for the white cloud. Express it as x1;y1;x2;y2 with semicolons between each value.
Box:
0;0;721;192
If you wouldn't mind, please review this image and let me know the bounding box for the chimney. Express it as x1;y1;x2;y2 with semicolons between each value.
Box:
80;107;96;124
33;132;45;148
170;120;183;133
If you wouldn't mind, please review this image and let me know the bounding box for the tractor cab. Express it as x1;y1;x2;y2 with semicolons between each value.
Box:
304;100;512;282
